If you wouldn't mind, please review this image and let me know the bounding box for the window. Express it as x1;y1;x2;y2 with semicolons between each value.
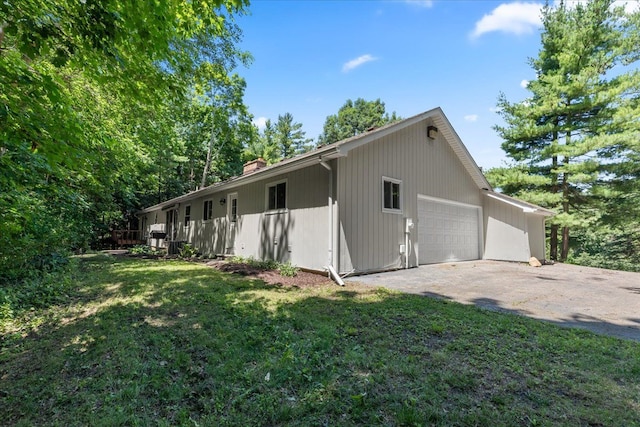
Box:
203;200;213;221
382;177;402;213
266;180;287;210
184;205;191;227
230;197;238;222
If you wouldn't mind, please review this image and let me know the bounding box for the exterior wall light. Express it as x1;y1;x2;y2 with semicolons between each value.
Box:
427;125;438;140
220;198;226;205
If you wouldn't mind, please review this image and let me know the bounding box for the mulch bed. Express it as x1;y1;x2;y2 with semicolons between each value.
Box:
111;250;333;288
206;261;333;288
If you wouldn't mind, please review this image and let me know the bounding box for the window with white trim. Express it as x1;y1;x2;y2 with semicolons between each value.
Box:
184;205;191;227
266;180;287;211
382;177;402;213
203;200;213;221
229;194;238;222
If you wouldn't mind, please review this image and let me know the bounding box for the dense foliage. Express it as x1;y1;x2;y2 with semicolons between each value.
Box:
0;0;251;280
488;0;640;265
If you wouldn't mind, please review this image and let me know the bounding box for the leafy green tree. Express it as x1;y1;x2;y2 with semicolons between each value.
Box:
488;0;640;261
318;98;400;145
0;0;250;279
177;74;255;190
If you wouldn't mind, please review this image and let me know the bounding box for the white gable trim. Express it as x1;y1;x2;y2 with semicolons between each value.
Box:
484;191;555;217
335;108;492;191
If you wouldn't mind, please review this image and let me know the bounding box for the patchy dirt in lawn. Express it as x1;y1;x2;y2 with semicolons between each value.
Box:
206;261;333;288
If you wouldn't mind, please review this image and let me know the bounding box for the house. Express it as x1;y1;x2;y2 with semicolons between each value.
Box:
137;107;554;276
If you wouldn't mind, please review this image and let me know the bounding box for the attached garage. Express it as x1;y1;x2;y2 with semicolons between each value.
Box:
417;195;482;264
140;107;554;277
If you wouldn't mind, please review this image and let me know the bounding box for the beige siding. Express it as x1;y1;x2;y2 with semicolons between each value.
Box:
527;215;546;261
337;119;482;273
156;164;331;271
482;195;531;262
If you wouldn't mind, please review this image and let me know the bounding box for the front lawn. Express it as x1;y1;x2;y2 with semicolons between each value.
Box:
1;255;639;426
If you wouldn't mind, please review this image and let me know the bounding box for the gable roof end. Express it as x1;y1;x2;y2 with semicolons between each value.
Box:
332;107;492;190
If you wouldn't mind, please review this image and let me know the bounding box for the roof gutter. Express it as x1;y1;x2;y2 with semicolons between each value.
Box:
138;149;345;214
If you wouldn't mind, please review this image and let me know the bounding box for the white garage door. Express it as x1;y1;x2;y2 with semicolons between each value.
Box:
418;197;480;264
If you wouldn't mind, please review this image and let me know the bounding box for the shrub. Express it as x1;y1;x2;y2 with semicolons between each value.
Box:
130;245;160;256
229;256;277;270
568;227;640;272
228;256;298;276
178;244;198;259
277;262;298;277
0;259;77;330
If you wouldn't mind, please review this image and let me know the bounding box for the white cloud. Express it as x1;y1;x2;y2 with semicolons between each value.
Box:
471;2;543;39
471;1;637;40
489;106;503;113
405;0;434;8
342;54;378;73
464;114;479;122
520;79;529;88
253;116;268;129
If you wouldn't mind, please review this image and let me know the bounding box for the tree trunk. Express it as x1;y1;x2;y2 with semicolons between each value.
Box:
201;113;215;189
550;139;559;260
0;23;6;49
189;164;195;191
157;157;162;204
550;224;558;261
561;226;570;261
561;155;570;261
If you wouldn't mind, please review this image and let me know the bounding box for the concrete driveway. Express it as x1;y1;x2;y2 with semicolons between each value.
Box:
349;260;640;341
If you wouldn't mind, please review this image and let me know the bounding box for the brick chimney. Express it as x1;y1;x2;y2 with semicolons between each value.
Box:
243;158;267;175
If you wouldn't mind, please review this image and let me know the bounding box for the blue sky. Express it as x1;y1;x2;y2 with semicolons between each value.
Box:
231;1;556;169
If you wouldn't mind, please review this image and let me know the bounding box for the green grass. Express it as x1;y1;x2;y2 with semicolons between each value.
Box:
1;255;639;426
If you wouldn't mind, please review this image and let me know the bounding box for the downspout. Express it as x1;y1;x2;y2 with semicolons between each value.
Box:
405;226;409;269
319;158;344;286
404;218;414;269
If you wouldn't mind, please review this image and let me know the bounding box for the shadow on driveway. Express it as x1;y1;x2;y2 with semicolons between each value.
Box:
349;260;640;342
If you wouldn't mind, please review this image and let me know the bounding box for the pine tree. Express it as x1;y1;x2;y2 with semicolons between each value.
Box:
274;113;311;159
489;0;640;261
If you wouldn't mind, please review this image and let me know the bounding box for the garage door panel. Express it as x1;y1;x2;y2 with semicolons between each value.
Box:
418;197;480;264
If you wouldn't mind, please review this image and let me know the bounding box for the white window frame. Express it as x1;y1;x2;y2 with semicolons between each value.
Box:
227;192;238;223
184;204;191;228
265;179;288;213
382;176;403;214
203;199;214;222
